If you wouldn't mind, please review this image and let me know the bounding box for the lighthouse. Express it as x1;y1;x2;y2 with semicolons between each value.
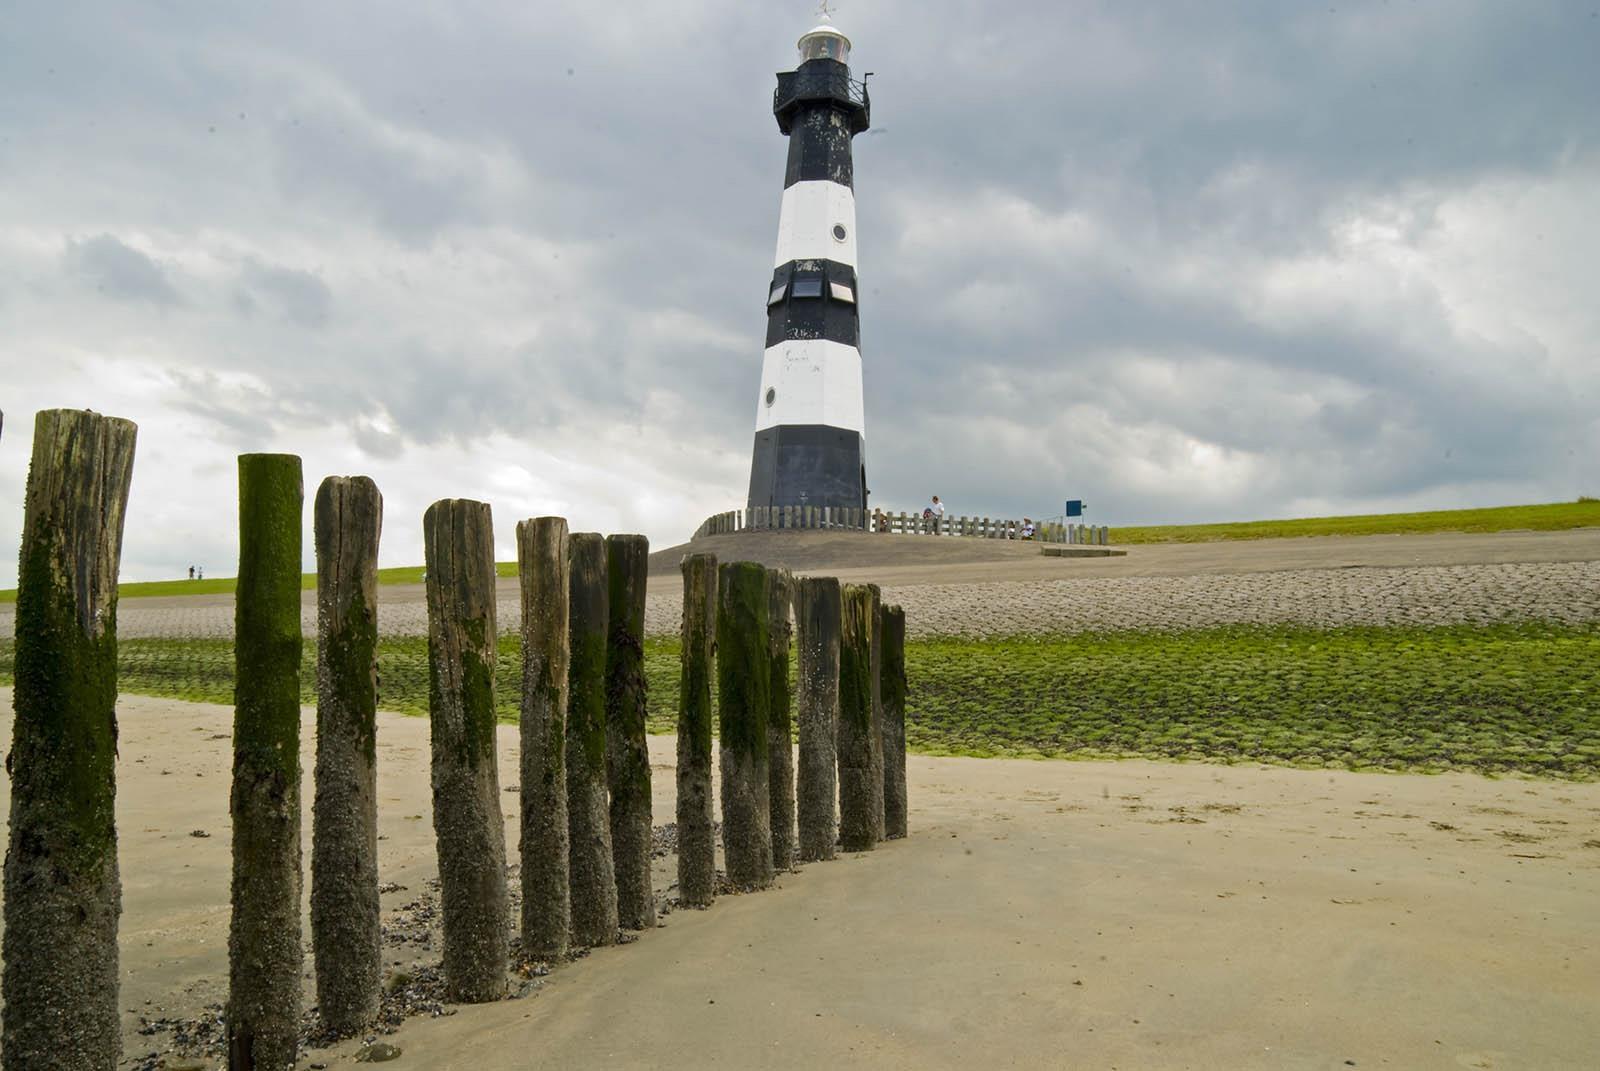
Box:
746;13;871;513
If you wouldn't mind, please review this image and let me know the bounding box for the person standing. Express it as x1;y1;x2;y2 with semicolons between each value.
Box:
189;565;195;580
930;495;946;535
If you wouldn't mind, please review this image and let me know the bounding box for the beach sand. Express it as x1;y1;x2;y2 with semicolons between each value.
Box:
2;687;1596;1069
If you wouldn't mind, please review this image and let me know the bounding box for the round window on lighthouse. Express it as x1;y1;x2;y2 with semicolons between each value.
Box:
765;387;777;407
832;223;848;242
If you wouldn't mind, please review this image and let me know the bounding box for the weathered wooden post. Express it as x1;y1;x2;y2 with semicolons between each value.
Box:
838;583;884;850
423;499;508;1003
517;517;570;961
880;604;908;839
795;576;841;863
567;533;619;945
677;553;718;907
311;476;383;1036
718;561;773;889
766;569;797;870
2;410;136;1071
228;453;304;1070
605;534;654;930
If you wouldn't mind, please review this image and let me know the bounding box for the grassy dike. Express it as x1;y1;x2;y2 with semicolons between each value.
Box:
3;622;1597;779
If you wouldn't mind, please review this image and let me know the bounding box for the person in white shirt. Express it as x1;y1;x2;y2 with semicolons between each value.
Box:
929;495;946;535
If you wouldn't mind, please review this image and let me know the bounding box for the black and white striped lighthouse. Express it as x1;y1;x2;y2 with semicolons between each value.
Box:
746;13;871;513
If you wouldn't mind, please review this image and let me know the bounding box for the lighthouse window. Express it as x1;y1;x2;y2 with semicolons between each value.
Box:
832;224;848;242
830;281;855;304
765;387;777;407
768;282;787;306
791;276;824;299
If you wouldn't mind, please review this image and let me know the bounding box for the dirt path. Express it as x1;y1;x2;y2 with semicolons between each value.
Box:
2;689;1594;1069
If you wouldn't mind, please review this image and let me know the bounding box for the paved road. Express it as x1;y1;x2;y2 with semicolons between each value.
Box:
3;528;1596;641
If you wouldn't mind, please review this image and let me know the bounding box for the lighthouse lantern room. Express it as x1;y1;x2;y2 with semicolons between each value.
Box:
746;13;872;513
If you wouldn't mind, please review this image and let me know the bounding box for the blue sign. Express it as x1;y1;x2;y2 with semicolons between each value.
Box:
1065;499;1084;517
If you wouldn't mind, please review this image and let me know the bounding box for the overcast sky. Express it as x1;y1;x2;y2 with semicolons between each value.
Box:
2;1;1597;585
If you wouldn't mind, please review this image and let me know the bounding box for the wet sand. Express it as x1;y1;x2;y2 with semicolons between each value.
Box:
2;688;1595;1069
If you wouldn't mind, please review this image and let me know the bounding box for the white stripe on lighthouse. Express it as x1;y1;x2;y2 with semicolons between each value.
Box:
754;338;866;434
773;180;858;267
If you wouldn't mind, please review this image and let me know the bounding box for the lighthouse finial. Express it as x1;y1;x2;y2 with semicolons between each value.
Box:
816;0;835;22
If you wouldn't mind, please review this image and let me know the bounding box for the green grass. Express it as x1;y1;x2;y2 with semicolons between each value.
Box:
1113;498;1600;545
2;622;1595;779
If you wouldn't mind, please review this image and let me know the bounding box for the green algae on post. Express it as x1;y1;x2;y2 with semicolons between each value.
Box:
718;561;773;889
228;452;305;1070
676;553;719;906
2;409;136;1071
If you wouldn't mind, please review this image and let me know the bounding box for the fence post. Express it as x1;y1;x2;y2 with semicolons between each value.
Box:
766;569;797;871
516;517;571;961
226;454;306;1068
838;583;884;851
2;410;136;1071
880;604;908;840
717;561;773;889
423;498;509;1003
677;553;718;908
605;534;654;930
567;533;619;946
311;475;383;1036
796;576;841;863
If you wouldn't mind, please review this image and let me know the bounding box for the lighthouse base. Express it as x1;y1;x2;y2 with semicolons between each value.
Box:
746;424;866;512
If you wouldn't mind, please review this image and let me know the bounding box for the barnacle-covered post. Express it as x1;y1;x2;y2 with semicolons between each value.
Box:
423;498;509;1002
676;553;718;907
766;569;797;870
718;561;773;889
311;476;384;1035
837;583;883;851
795;575;841;862
2;409;136;1071
567;533;619;945
227;453;305;1069
517;516;571;961
605;534;654;929
879;603;908;839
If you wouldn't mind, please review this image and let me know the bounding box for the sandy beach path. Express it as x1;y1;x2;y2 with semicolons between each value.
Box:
2;688;1596;1069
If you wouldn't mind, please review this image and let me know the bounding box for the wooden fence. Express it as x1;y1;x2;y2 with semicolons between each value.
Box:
694;507;1110;546
2;407;911;1068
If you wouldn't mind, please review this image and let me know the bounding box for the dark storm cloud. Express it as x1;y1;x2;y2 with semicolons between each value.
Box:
63;234;180;306
2;0;1596;558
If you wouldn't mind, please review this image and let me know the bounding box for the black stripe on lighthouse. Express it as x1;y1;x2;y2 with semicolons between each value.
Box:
765;260;861;349
784;105;856;189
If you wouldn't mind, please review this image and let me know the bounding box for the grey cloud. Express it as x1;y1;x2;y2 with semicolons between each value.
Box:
63;234;179;306
236;259;333;328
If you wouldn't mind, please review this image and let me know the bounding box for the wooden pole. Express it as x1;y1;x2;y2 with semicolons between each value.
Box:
676;553;718;907
228;453;305;1070
310;476;383;1036
880;604;908;840
717;561;773;889
838;583;884;851
517;517;570;961
795;576;841;863
605;534;655;930
2;410;136;1071
423;498;508;1003
766;569;797;870
567;533;619;945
